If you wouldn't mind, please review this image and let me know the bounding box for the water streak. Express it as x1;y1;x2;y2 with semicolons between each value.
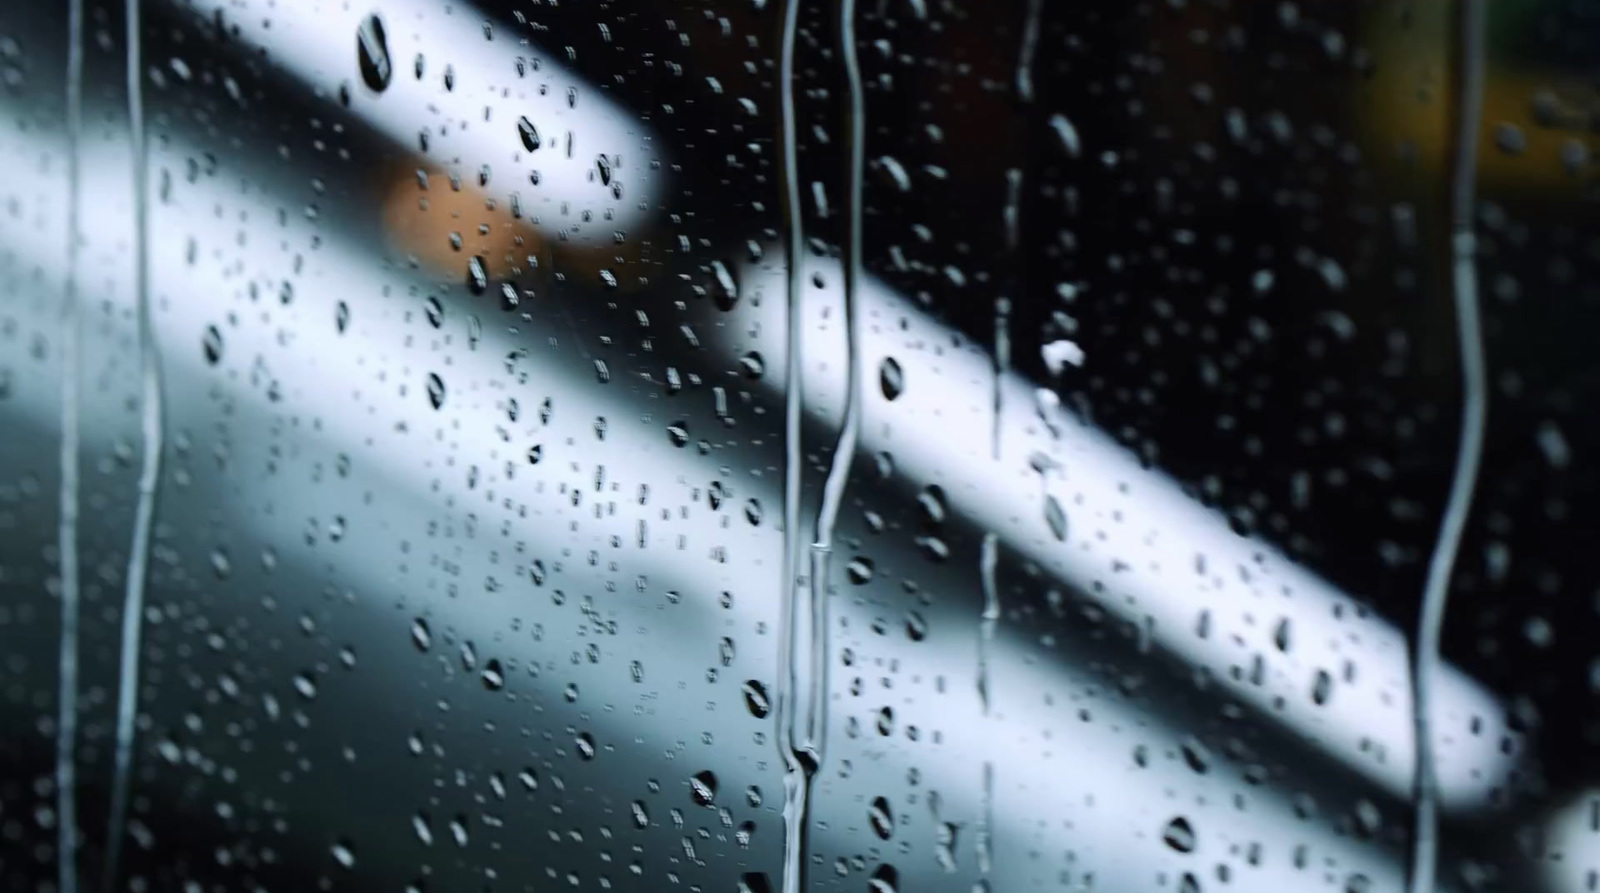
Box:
1408;1;1487;891
56;2;85;890
803;0;865;759
773;1;814;893
106;0;165;886
977;533;999;887
1015;0;1042;103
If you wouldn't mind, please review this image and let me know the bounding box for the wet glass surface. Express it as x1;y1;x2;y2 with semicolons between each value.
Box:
1;1;1598;892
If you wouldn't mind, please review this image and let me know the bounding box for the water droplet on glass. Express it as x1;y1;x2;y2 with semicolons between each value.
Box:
906;611;928;641
1044;495;1067;541
846;556;874;585
355;14;392;92
426;373;446;409
710;260;738;311
517;116;541;151
879;357;904;400
1162;816;1196;853
330;840;357;868
203;325;223;364
918;485;947;526
1312;669;1333;705
1180;735;1211;774
690;770;717;806
1048;113;1081;158
741;680;770;718
868;796;894;839
411;618;431;651
667;421;690;447
467;255;488;295
482;659;505;690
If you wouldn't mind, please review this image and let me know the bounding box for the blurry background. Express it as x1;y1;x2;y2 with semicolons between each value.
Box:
1;0;1597;892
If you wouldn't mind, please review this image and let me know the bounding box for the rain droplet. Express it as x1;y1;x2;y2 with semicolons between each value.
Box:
467;255;488;295
868;796;894;839
1048;113;1081;158
576;732;596;760
876;706;895;736
868;864;898;893
918;485;947;526
330;840;357;868
482;659;505;690
1162;816;1196;853
1312;669;1333;705
1180;735;1211;774
426;373;446;409
710;259;738;311
741;680;770;718
879;357;904;400
690;770;717;806
667;421;690;447
1044;495;1068;541
517;116;541;152
411;618;431;651
905;611;927;641
846;556;874;585
355;14;392;93
202;325;223;364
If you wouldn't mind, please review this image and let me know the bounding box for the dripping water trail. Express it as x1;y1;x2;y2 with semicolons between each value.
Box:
1015;0;1042;103
976;533;1000;886
1408;1;1487;892
993;166;1022;462
56;2;86;891
106;0;164;886
773;2;814;893
978;533;999;715
804;0;865;759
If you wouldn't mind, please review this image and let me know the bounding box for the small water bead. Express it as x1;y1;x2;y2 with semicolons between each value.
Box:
846;556;874;585
518;116;541;151
203;325;223;364
690;770;717;806
355;14;391;92
879;357;904;400
426;373;446;409
1162;816;1196;853
868;796;894;839
741;680;770;718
